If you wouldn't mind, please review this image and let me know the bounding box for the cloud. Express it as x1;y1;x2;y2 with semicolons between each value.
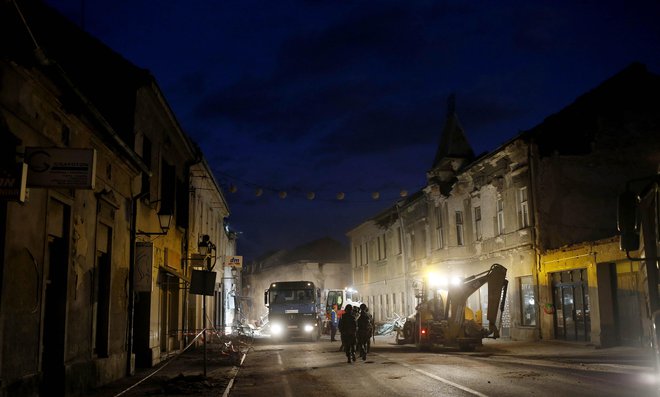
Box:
275;4;429;77
191;1;462;144
315;99;443;155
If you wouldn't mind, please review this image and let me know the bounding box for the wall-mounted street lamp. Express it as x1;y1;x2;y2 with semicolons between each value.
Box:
137;210;173;236
197;234;217;270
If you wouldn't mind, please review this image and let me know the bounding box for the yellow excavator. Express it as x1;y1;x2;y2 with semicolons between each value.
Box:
397;264;508;351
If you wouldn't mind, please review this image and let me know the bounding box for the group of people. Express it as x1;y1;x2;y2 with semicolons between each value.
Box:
329;303;374;363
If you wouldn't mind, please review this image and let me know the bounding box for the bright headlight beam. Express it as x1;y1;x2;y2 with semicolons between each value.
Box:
271;323;283;335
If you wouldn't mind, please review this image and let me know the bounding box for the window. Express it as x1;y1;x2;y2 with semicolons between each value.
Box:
519;187;530;228
396;227;402;254
392;293;396;314
455;211;464;246
497;197;505;235
435;206;445;249
410;232;416;258
378;234;387;259
160;159;176;215
176;178;189;228
474;206;482;241
519;276;537;326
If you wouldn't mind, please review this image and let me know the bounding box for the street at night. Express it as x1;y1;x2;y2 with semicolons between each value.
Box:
224;335;657;397
2;1;660;396
85;333;658;397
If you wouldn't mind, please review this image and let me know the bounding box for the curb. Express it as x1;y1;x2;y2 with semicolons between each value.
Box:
222;349;248;397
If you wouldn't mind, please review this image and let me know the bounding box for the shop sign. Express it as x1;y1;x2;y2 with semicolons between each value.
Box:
225;255;243;269
25;147;96;189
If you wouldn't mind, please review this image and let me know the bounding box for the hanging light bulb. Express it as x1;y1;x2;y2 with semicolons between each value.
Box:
371;192;380;200
400;189;408;197
336;192;345;200
255;188;263;197
306;192;316;200
278;191;287;199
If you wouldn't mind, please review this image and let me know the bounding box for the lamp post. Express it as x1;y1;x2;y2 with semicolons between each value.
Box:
196;234;216;377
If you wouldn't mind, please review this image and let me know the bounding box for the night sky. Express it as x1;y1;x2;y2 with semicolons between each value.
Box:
44;0;660;262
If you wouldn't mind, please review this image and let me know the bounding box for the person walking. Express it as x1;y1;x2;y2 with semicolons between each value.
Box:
338;304;357;363
357;303;373;360
330;304;338;342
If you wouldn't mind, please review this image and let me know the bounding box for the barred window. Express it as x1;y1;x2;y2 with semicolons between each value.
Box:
519;276;537;326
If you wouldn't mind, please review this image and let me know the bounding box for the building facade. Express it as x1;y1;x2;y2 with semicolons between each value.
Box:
0;2;235;395
348;63;660;346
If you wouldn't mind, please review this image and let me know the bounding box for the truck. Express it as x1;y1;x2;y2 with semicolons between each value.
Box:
325;288;362;316
321;288;363;334
264;280;323;341
618;174;660;358
397;263;508;351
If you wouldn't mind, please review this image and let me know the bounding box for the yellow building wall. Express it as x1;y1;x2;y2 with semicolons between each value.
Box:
539;238;645;347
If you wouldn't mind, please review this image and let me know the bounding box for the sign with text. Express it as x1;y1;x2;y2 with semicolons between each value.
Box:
25;147;96;189
0;163;27;202
225;255;243;268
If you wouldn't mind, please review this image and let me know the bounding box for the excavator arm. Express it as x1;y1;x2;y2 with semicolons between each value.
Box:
445;264;508;342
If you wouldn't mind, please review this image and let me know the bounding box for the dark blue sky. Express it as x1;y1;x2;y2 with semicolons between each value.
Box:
45;0;660;261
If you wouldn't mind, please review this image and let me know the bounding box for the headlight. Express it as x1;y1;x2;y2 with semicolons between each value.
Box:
304;324;314;332
271;323;283;335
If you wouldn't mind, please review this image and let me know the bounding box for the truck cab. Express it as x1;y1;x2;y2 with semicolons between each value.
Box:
265;281;323;341
325;288;362;319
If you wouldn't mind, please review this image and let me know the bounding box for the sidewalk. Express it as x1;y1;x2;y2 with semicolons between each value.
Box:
86;342;247;397
480;338;656;372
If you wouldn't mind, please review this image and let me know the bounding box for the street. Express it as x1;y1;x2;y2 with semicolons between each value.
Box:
228;335;657;397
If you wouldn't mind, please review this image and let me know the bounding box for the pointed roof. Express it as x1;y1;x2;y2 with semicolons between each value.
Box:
431;94;475;169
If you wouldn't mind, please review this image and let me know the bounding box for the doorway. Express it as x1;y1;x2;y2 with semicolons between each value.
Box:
41;200;71;394
552;268;590;342
159;272;180;354
616;269;643;345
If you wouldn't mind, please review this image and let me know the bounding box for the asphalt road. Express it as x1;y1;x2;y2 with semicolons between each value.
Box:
228;335;657;397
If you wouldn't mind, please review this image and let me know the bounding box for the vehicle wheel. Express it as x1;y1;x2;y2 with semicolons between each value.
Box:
402;320;414;341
